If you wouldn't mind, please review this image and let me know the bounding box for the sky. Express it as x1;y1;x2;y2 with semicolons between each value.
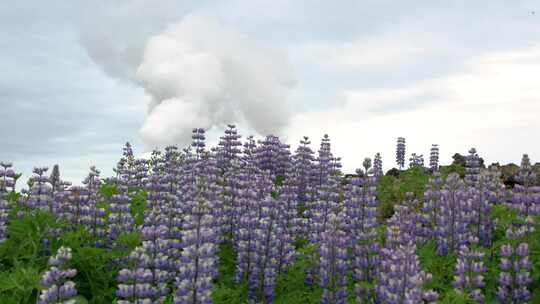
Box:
1;0;539;184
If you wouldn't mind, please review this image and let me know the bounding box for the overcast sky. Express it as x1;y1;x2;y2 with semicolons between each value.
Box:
1;0;539;184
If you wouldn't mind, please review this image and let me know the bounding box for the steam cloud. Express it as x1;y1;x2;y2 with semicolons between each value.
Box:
84;13;296;148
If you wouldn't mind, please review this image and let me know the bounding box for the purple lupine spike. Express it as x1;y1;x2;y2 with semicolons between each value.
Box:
275;177;298;274
386;192;427;247
396;137;406;169
247;196;284;303
429;144;440;172
25;167;53;212
465;148;481;187
221;159;244;240
373;152;383;179
117;225;171;303
81;166;106;246
409;153;424;168
235;171;273;283
516;154;536;188
38;247;78;304
217;124;242;172
308;176;341;245
107;163;135;245
0;162;18;192
423;172;443;240
255;135;291;178
174;179;218;304
436;173;471;255
148;149;164;175
108;148;136;245
314;134;334;190
159;146;182;265
344;171;379;301
496;228;532;303
377;242;438;304
293;136;315;205
63;186;90;228
242;135;258;166
191;128;206;159
510;154;539;219
453;244;487;303
0;162;17;243
133;159;149;189
469;170;501;247
319;212;349;304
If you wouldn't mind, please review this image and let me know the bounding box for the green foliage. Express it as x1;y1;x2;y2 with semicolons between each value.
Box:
99;183;117;199
417;241;456;295
377;166;429;219
213;243;248;303
440;164;466;179
0;266;40;304
130;190;147;226
0;198;140;303
274;244;322;304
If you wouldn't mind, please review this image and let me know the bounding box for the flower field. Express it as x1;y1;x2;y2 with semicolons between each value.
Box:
0;126;538;303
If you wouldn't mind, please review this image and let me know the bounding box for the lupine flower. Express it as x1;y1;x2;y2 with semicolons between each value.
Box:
377;242;438;304
107;168;135;244
0;162;17;243
344;170;379;301
423;172;443;240
235;172;273;283
429;144;440;172
437;173;471;255
510;154;539;218
318;212;349;304
25;167;53;212
217;124;242;172
373;152;383;179
274;175;299;273
469;170;500;247
409;153;424;168
496;229;532;303
0;161;17;192
174;182;218;304
387;193;428;248
304;174;342;287
247;196;283;303
82;166;106;245
293;136;315;207
313;134;334;190
132;159;149;189
465;148;481;187
396;137;406;169
453;244;487;303
191;128;206;160
38;247;78;304
116;226;171;304
516;154;536;188
308;176;341;245
256;135;291;178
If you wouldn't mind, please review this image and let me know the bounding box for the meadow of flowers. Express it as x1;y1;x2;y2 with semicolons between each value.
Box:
0;125;538;303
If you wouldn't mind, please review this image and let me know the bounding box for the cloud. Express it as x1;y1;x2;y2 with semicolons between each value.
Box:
136;15;296;148
287;45;540;172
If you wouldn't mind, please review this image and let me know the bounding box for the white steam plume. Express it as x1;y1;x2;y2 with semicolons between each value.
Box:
136;15;296;148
